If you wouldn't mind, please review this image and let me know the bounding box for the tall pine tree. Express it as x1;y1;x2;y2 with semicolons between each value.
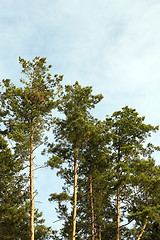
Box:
1;56;63;240
48;81;103;240
105;106;159;240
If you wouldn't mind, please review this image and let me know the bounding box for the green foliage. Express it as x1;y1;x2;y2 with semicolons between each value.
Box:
0;135;52;239
48;82;103;239
50;105;160;239
0;134;27;239
1;57;63;158
49;192;71;202
105;106;160;239
0;56;63;239
1;57;160;240
54;81;103;147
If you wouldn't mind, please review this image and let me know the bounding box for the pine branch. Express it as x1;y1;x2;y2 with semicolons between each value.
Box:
120;219;134;229
33;165;47;171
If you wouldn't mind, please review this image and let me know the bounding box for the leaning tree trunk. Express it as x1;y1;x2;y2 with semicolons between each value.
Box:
30;125;34;240
137;216;148;240
137;192;149;240
89;174;95;240
72;148;78;240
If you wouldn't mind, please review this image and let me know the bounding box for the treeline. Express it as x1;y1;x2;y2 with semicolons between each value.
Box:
0;57;160;240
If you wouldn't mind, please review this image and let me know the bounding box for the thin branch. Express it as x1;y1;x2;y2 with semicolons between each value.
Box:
52;219;64;224
120;219;134;229
35;200;43;204
8;139;15;148
122;199;139;211
22;164;30;170
60;167;74;186
33;142;43;152
33;165;47;171
62;173;74;186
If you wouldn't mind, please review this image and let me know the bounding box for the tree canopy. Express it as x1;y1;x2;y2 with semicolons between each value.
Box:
1;57;160;240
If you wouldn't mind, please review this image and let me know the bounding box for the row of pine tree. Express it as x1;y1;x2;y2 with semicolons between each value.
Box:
1;57;160;240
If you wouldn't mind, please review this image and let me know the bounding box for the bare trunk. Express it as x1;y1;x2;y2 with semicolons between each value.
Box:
95;223;101;240
116;187;120;240
116;147;121;240
137;216;148;240
95;223;98;239
89;174;95;240
30;127;34;240
137;192;149;240
72;149;78;240
98;225;101;240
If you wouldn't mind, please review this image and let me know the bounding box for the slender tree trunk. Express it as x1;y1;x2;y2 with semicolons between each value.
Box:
117;187;120;240
137;216;148;240
137;192;149;240
72;148;78;240
98;224;101;240
30;126;34;240
117;147;121;240
95;223;101;240
95;223;98;239
89;174;95;240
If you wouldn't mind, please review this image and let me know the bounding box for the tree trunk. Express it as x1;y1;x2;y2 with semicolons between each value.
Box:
98;224;101;240
95;223;98;239
30;128;34;240
137;216;148;240
117;147;121;240
137;192;149;240
89;174;95;240
72;148;78;240
117;187;120;240
95;223;101;240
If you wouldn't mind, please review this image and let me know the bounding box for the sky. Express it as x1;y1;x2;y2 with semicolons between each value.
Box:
1;0;160;233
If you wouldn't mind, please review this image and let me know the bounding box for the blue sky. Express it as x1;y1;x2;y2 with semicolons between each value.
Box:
1;0;160;233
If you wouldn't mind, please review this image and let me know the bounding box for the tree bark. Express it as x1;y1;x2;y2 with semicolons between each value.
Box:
137;192;149;240
95;223;98;239
95;223;101;240
116;147;121;240
72;148;78;240
89;174;95;240
30;127;34;240
137;216;148;240
98;224;101;240
116;187;120;240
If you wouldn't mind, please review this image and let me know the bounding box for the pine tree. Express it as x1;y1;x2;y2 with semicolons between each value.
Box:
76;118;113;239
126;153;160;240
105;106;159;240
1;56;63;240
0;134;26;239
48;81;103;240
0;133;52;239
